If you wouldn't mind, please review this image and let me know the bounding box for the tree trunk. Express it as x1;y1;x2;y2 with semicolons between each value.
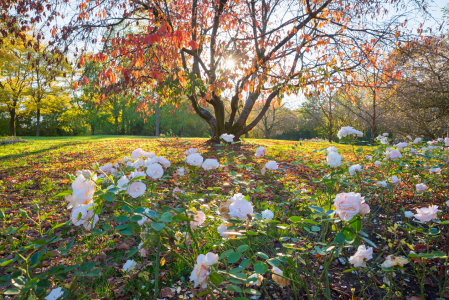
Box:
114;115;119;135
36;108;40;137
121;106;125;135
213;97;226;140
9;108;16;136
91;124;96;135
155;97;161;136
328;97;333;143
370;90;376;145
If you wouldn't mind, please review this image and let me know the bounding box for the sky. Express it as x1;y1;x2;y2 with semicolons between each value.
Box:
282;0;449;110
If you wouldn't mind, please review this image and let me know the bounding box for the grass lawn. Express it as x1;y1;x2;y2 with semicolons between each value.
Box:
2;135;445;300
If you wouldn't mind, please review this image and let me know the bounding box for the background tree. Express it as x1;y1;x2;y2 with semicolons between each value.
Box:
41;0;423;141
0;36;32;136
380;37;449;139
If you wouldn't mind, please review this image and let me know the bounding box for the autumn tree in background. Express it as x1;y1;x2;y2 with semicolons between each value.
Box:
302;91;360;142
249;101;297;139
336;66;390;144
0;36;32;136
4;0;423;141
379;37;449;139
28;47;72;136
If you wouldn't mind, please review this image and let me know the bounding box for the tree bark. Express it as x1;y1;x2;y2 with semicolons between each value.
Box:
121;106;126;135
114;115;119;135
328;96;333;143
9;107;16;136
91;124;96;135
370;90;376;145
36;108;40;137
155;97;161;136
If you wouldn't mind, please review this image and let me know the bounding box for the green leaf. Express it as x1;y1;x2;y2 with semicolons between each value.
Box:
266;258;280;268
227;285;242;293
334;232;345;245
228;252;241;264
219;249;234;260
197;290;212;297
3;287;20;295
254;252;269;259
254;261;268;274
160;212;173;223
246;230;258;235
0;259;14;267
342;227;355;241
240;259;251;268
350;217;362;232
243;289;261;295
86;268;101;277
130;215;143;222
209;272;223;285
237;245;249;253
55;190;72;197
151;222;165;231
30;251;40;265
175;214;193;222
121;205;132;213
119;230;133;236
115;215;129;223
309;206;324;213
289;216;302;223
361;236;377;248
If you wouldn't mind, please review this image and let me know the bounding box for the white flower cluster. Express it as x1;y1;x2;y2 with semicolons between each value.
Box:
337;126;363;139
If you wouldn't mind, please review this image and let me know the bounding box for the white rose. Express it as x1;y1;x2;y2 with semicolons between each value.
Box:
229;198;253;220
186;153;204;167
374;160;381;166
395;142;408;150
205;252;219;266
261;209;274;220
365;155;372;161
117;175;130;191
136;208;152;226
265;161;278;170
389;149;402;160
157;156;171;168
414;205;440;222
429;167;441;174
130;171;146;180
348;164;362;176
376;181;387;188
142;151;155;158
255;146;267;157
100;163;113;173
390;176;401;185
202;159;220;170
416;183;428;192
326;146;338;154
220;133;235;142
217;223;235;239
65;194;84;209
72;174;96;203
190;254;210;288
327;152;342;167
413;137;422;144
130;148;143;159
133;158;145;169
71;203;99;230
146;163;164;179
185;148;198;155
177;167;185;176
126;182;147;198
349;245;373;267
44;287;64;300
230;193;244;202
190;211;206;229
404;211;414;218
123;259;137;272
